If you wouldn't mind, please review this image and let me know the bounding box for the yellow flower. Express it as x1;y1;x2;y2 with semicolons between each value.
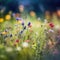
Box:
0;18;4;23
30;11;36;17
2;32;7;35
5;14;11;20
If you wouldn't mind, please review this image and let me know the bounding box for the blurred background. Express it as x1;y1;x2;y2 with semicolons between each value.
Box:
0;0;60;17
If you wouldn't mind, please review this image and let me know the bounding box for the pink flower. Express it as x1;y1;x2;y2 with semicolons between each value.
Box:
25;40;30;43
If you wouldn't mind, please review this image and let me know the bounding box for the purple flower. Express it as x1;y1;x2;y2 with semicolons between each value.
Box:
16;17;22;21
28;22;31;26
22;22;24;26
48;29;54;33
16;17;20;20
20;30;23;34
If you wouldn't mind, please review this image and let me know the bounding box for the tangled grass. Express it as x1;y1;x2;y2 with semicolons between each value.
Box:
0;15;60;60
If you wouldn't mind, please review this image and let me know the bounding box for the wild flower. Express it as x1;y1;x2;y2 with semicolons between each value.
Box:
49;22;54;28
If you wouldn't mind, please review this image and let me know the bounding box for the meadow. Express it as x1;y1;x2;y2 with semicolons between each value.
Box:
0;12;60;60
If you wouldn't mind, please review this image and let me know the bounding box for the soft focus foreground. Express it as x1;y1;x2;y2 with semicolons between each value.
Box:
0;11;60;60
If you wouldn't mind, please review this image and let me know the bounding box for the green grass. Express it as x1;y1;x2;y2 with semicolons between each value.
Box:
0;15;60;60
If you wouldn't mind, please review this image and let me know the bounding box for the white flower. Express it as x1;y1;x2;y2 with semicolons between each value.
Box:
6;47;13;52
46;32;48;34
16;47;21;51
55;25;60;30
44;19;48;23
35;32;38;35
44;27;47;30
12;13;15;17
15;24;18;26
22;42;29;48
49;29;54;33
37;17;41;21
